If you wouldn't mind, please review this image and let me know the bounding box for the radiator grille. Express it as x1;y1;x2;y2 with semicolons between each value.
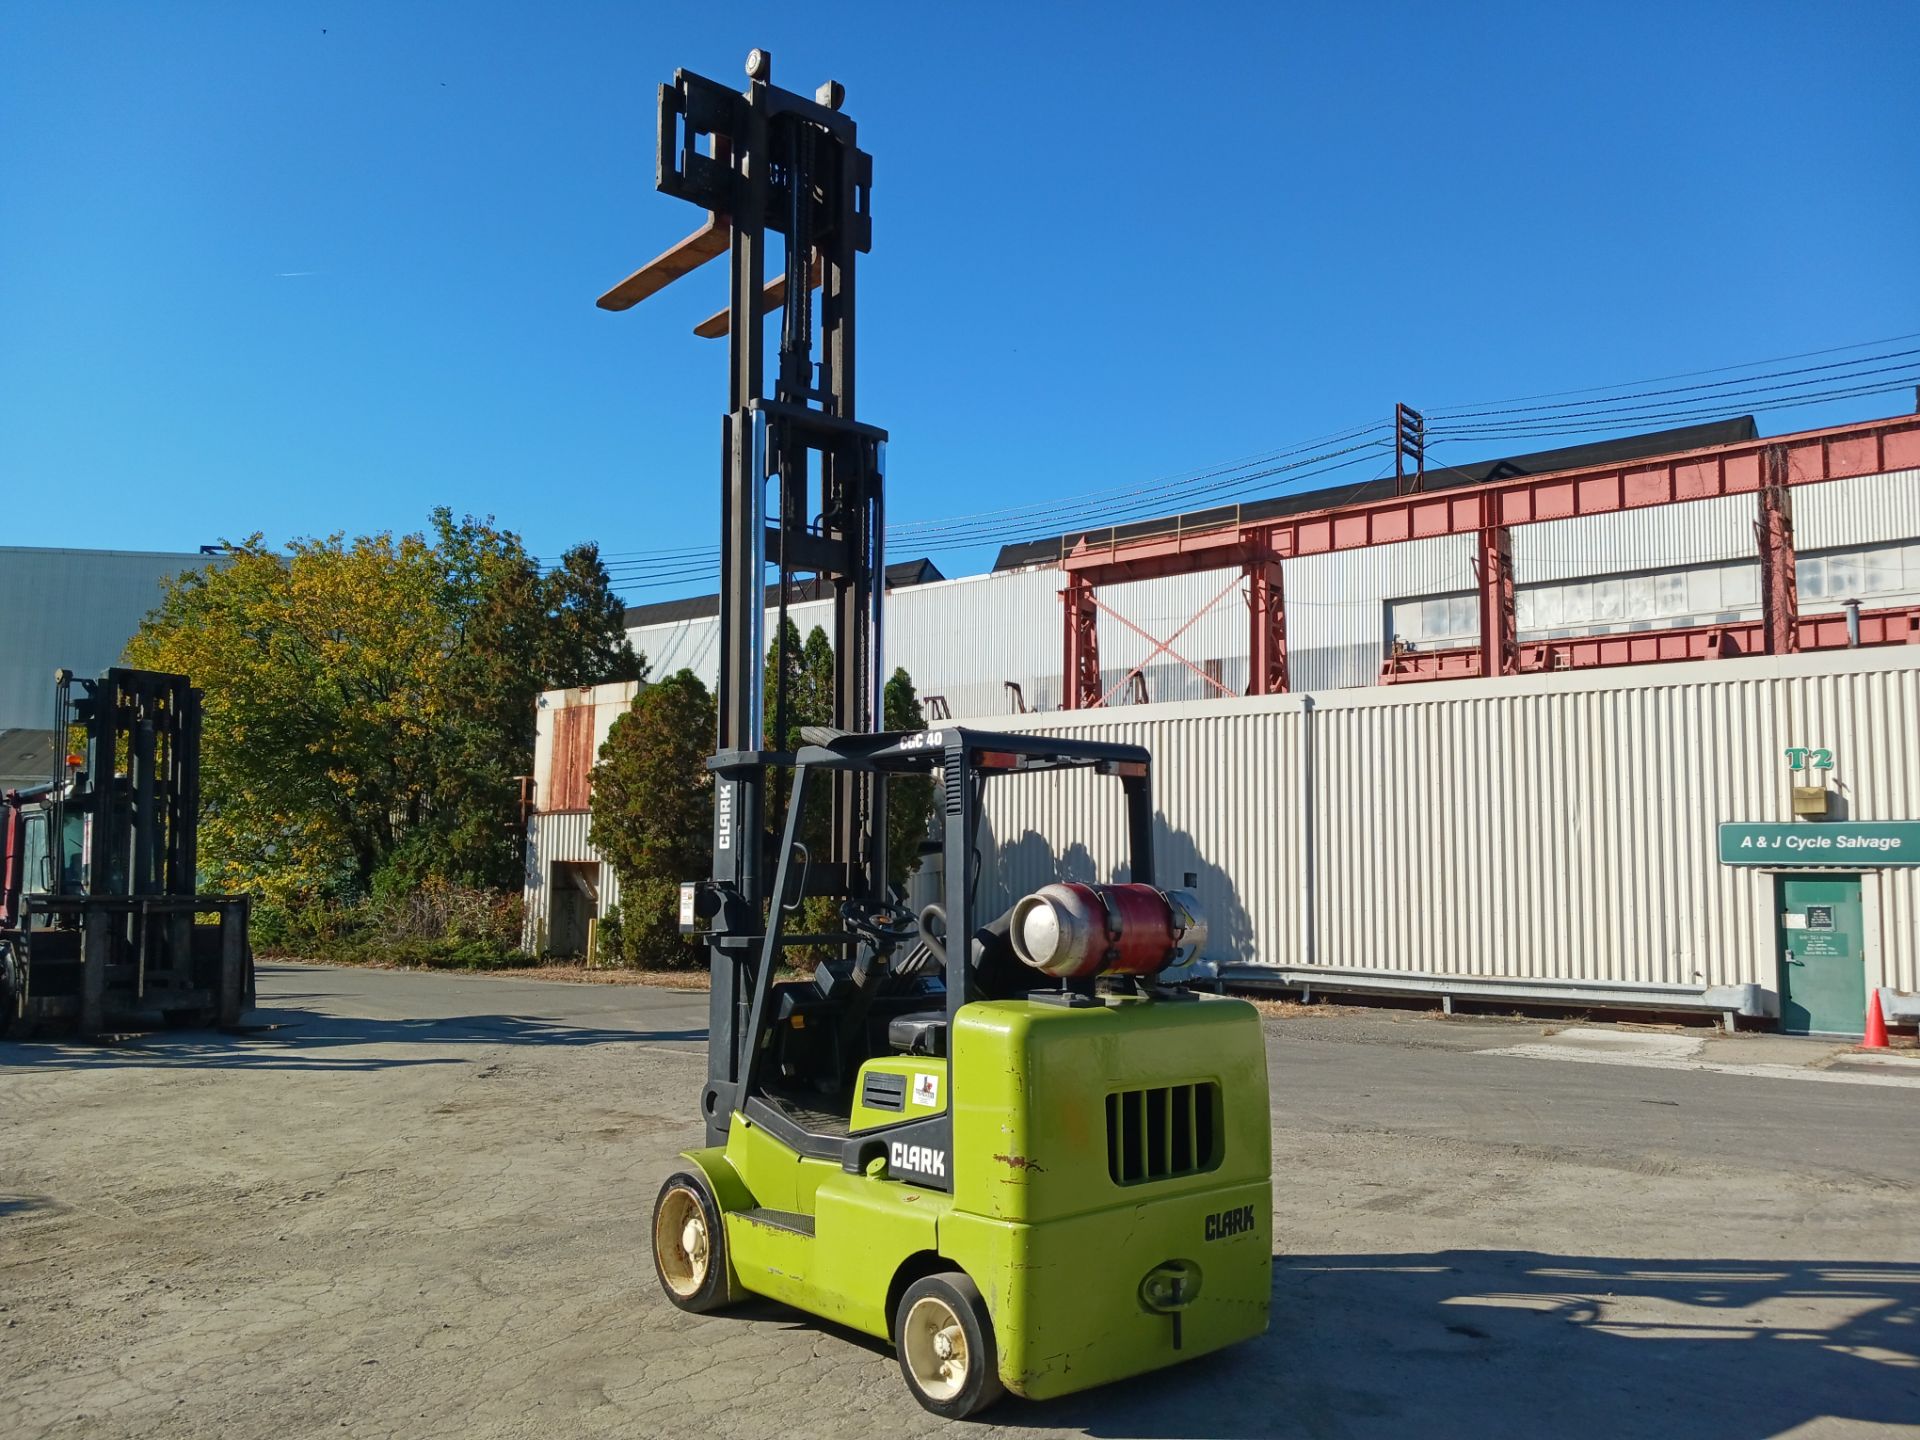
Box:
1106;1082;1220;1185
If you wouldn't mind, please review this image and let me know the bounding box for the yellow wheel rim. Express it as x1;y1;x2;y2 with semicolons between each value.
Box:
902;1294;969;1402
655;1186;710;1299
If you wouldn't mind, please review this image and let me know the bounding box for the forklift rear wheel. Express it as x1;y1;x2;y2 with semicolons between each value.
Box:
894;1271;1005;1420
651;1172;732;1313
0;945;21;1039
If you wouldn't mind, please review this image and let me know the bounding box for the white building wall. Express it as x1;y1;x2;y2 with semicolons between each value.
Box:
521;648;1920;1014
1797;469;1920;550
1283;534;1475;691
0;547;222;729
958;647;1920;1003
1511;492;1757;578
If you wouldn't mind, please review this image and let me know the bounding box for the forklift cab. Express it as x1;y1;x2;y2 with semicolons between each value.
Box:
1;789;84;931
704;725;1171;1163
20;807;86;899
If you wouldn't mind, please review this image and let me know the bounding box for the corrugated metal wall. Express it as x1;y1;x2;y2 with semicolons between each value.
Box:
1283;535;1474;691
1796;469;1920;550
624;469;1920;722
521;810;622;954
1511;493;1756;578
959;648;1920;999
0;547;223;729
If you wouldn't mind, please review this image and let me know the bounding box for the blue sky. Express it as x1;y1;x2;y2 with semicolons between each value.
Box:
3;3;1916;600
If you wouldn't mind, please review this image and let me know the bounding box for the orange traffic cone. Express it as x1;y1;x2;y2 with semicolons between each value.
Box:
1863;989;1889;1049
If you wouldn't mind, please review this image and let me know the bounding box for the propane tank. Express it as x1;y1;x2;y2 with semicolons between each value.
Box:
1008;882;1209;979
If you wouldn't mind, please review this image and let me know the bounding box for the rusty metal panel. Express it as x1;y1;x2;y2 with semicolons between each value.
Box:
532;681;643;813
548;706;593;811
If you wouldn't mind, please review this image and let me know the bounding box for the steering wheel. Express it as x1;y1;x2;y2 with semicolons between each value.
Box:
839;899;920;954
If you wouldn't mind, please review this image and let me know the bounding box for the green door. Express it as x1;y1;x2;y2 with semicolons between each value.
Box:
1776;874;1866;1035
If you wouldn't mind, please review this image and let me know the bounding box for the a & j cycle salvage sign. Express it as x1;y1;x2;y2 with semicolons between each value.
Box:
1718;821;1920;866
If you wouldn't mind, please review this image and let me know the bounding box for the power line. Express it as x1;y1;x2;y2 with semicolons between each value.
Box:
579;332;1920;590
1427;348;1920;423
1425;359;1920;435
1425;329;1920;413
1426;375;1920;445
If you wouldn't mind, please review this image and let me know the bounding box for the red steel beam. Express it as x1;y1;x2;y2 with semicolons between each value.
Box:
1063;412;1920;587
1246;558;1288;695
1063;573;1101;710
1476;512;1518;678
1757;448;1800;655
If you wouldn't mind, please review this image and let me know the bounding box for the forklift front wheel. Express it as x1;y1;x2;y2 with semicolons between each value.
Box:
894;1271;1006;1420
651;1171;732;1313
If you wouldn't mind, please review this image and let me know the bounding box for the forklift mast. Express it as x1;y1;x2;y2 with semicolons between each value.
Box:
49;668;204;903
1;667;247;1037
599;51;887;1139
621;55;1272;1420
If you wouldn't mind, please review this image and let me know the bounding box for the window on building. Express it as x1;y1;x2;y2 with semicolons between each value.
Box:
1516;559;1761;640
1390;541;1920;651
1386;592;1477;647
1798;542;1920;606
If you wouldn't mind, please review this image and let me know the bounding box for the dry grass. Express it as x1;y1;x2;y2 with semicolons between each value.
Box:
293;957;714;990
488;964;713;990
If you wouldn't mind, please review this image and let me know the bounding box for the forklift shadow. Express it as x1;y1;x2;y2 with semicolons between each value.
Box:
992;1250;1920;1439
0;1005;706;1073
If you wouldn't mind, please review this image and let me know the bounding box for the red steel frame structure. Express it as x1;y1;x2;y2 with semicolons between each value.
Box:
1059;412;1920;707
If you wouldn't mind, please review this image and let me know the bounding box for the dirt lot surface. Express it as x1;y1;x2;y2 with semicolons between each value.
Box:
3;963;1916;1439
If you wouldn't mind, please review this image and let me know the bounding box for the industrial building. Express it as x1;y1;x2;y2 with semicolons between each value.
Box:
0;546;221;789
526;410;1920;1035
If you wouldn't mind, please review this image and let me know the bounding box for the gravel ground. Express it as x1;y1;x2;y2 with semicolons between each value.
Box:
2;962;1915;1440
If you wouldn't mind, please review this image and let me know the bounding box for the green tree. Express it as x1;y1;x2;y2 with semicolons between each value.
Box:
124;514;640;906
764;623;936;898
588;670;715;968
883;666;935;894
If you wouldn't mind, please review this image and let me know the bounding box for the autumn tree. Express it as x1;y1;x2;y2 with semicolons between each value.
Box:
588;671;715;968
124;513;640;907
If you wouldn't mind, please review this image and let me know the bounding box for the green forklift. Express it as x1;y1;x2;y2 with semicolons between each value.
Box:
601;52;1272;1418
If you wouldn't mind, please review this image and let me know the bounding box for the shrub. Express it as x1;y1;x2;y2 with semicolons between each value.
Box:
253;881;528;969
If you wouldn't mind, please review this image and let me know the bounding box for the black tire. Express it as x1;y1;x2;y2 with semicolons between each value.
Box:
0;944;21;1040
650;1171;733;1314
893;1271;1006;1420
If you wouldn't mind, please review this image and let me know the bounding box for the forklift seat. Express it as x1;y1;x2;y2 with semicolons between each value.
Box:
887;1010;947;1057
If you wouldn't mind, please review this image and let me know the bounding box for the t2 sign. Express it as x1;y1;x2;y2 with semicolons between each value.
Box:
1785;747;1833;772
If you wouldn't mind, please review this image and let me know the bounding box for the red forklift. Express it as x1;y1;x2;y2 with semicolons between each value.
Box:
0;668;250;1038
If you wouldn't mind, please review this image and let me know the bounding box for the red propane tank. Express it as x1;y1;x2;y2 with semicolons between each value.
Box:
1008;882;1208;979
